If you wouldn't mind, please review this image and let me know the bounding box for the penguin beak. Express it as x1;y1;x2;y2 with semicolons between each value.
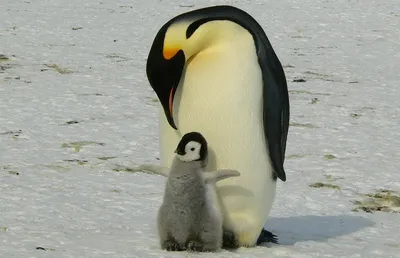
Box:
146;36;186;130
174;148;186;155
163;47;180;60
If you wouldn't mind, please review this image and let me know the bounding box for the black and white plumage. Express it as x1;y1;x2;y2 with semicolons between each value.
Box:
146;5;289;247
157;132;240;252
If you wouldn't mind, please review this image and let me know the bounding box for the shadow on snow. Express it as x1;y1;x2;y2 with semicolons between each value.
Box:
265;215;374;245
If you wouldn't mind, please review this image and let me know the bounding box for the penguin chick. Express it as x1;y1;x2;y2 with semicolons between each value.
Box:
157;132;240;252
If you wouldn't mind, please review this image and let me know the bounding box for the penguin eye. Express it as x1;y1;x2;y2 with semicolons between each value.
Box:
190;147;195;151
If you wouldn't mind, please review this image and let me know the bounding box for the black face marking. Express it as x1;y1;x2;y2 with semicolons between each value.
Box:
186;17;226;39
186;19;204;39
146;20;186;130
146;5;289;181
175;132;208;161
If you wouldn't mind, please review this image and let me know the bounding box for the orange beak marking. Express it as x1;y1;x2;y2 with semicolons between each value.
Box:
163;47;180;60
169;87;175;116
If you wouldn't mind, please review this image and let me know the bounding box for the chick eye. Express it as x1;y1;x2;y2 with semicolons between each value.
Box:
190;147;195;151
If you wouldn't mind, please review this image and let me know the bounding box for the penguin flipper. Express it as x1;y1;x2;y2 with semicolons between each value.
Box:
258;38;290;182
203;169;240;184
137;164;170;177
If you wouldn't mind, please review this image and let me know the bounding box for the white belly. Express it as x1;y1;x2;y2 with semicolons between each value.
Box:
158;32;277;246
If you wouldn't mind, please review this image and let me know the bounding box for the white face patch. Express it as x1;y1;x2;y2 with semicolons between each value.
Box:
177;141;202;162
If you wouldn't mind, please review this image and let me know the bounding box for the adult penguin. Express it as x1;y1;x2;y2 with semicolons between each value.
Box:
145;5;290;248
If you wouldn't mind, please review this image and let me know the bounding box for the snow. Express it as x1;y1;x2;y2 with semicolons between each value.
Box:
1;0;399;257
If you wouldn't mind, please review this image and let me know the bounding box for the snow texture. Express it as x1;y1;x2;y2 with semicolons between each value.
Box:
1;0;399;257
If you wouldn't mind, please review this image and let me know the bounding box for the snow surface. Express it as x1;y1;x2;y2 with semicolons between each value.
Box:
1;0;400;257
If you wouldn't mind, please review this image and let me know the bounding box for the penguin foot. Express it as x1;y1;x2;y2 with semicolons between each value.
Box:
186;240;204;252
222;230;239;249
162;240;183;251
256;228;278;245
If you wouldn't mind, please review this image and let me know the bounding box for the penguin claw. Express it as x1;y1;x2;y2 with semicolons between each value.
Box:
186;240;204;252
222;228;279;248
256;228;279;245
222;230;239;249
162;240;183;251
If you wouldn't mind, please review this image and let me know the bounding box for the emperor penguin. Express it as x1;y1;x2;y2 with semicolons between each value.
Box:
157;132;240;252
146;5;290;247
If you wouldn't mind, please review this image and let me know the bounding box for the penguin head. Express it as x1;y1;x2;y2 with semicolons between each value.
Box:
174;132;208;163
146;6;249;130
